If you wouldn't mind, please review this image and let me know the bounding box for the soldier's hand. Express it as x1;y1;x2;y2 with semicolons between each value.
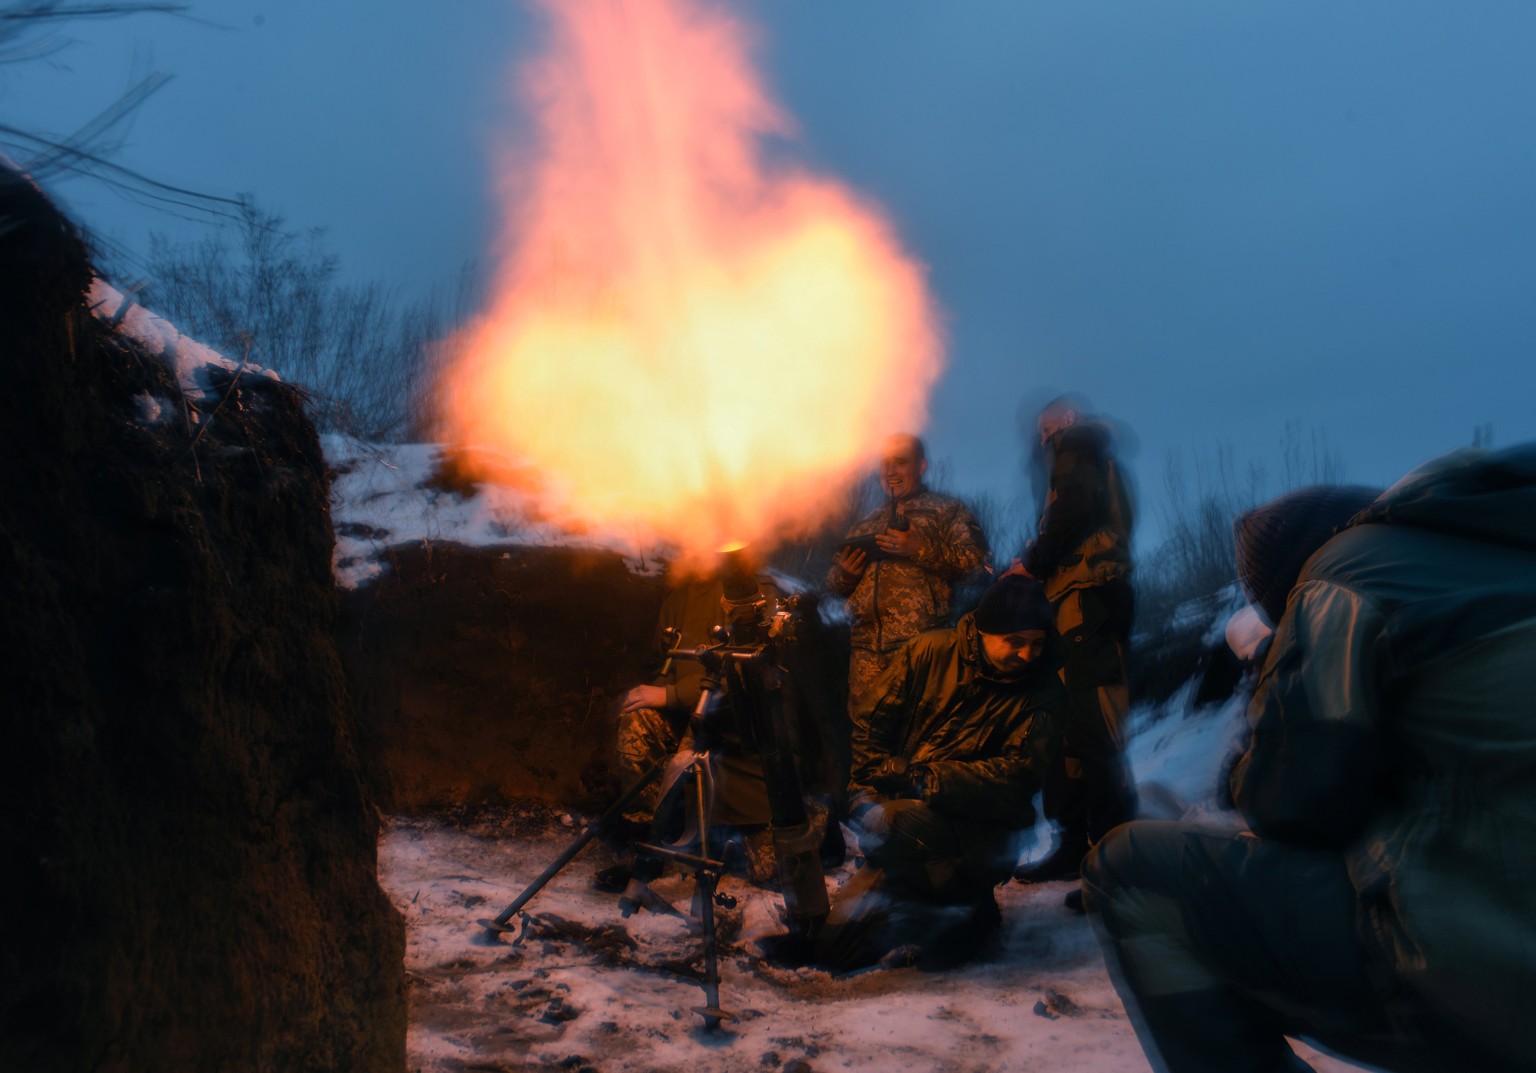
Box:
868;756;927;799
620;685;667;713
834;546;868;576
876;526;920;558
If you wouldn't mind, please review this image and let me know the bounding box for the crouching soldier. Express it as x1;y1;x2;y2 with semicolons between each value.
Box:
810;574;1068;972
1084;445;1536;1073
601;568;780;891
605;561;843;894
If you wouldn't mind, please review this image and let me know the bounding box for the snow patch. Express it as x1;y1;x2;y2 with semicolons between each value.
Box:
131;391;169;426
89;278;280;401
323;434;667;588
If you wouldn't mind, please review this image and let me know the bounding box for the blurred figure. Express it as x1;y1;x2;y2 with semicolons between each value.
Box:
809;574;1067;972
1084;448;1536;1073
1012;395;1136;886
827;432;991;722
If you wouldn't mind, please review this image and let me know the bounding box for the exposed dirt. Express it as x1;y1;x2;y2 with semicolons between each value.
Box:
338;541;667;813
1;168;405;1071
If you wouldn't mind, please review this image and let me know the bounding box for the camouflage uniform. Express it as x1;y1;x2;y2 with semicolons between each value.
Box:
616;574;844;885
615;706;688;827
827;490;990;717
615;576;772;828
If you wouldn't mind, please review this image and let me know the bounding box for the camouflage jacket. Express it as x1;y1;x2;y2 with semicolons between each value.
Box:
848;614;1066;826
827;488;990;654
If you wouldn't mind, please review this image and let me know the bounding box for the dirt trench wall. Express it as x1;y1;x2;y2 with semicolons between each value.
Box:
338;542;667;814
0;171;405;1072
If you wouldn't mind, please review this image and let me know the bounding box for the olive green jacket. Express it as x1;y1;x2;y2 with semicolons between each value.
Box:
849;614;1067;827
1026;420;1134;602
1231;444;1536;1063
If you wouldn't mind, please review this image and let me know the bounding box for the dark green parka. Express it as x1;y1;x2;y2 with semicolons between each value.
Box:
849;613;1067;826
1230;444;1536;1065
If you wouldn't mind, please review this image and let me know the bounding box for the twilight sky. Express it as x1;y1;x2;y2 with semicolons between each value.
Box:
11;1;1536;549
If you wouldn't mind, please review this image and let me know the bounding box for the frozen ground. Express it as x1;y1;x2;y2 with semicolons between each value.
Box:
378;695;1363;1073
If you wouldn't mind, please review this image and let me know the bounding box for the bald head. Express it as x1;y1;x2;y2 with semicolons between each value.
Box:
881;432;928;498
1038;394;1089;447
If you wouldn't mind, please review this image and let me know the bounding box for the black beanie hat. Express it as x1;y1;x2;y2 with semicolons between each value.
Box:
973;574;1054;634
1233;485;1382;627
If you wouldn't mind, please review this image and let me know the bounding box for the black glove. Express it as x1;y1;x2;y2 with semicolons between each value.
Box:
868;757;930;800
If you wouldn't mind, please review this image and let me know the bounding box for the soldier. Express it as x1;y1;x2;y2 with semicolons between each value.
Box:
605;562;843;893
601;569;777;890
1011;396;1136;891
1086;451;1536;1072
807;574;1068;972
827;433;991;718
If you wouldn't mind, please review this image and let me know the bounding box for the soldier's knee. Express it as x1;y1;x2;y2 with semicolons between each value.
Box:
858;799;946;864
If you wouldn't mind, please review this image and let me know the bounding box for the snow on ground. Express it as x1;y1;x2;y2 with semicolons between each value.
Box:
380;811;1144;1073
378;698;1362;1073
87;278;281;402
324;434;664;589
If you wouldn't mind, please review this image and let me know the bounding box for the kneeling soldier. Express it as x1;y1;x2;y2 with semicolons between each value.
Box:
812;574;1067;972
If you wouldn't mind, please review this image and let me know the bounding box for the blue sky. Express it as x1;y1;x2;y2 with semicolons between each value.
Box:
10;1;1536;550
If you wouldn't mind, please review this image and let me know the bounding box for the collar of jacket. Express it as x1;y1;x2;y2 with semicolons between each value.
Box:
959;612;1064;684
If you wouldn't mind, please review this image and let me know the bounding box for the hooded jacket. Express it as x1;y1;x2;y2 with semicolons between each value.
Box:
1229;444;1536;1063
848;613;1067;826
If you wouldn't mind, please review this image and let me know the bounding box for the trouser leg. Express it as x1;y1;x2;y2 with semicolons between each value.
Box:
1067;680;1135;844
1057;584;1137;846
615;705;685;826
1082;821;1399;1073
814;799;1012;972
1085;821;1534;1073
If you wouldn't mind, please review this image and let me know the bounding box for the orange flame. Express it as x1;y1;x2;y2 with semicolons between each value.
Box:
439;0;943;567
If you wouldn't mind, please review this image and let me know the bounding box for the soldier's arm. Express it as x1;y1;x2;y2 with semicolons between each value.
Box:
920;692;1051;822
847;646;922;814
1023;439;1098;579
827;510;881;596
1229;579;1387;848
913;499;991;581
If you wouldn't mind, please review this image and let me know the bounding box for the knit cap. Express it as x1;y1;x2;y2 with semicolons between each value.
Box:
973;574;1054;634
1233;485;1382;627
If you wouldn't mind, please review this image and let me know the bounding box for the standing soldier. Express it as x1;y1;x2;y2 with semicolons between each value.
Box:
827;433;991;718
1012;395;1136;890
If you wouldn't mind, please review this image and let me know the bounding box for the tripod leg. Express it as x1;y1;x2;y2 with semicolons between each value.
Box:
689;867;736;1031
477;755;669;935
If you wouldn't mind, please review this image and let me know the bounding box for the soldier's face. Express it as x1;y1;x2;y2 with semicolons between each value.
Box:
1037;407;1076;447
881;437;927;497
980;630;1047;674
